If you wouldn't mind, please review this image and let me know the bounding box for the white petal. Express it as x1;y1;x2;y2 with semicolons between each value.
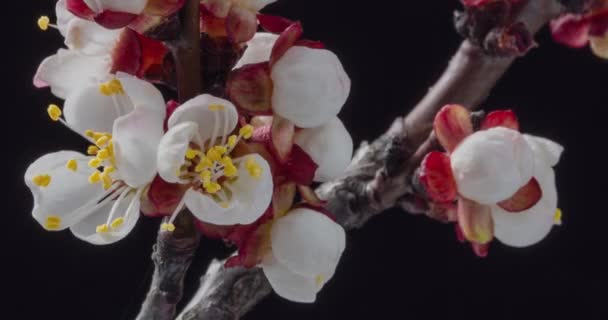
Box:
25;151;104;230
83;0;148;14
34;49;110;99
185;154;273;225
168;94;239;142
294;117;353;182
56;0;76;36
70;193;141;245
234;33;279;69
157;122;199;184
451;127;535;205
271;208;346;278
65;18;121;55
271;46;351;128
493;162;558;247
262;253;318;303
117;72;167;119
523;135;564;167
63;83;127;135
113;107;164;188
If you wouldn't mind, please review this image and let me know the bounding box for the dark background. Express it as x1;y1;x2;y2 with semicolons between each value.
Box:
5;1;608;319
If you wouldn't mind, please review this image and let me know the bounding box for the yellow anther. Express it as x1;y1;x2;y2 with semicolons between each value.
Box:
315;274;325;287
204;182;222;194
45;215;61;230
103;166;116;174
87;145;99;155
33;174;52;187
221;156;238;177
37;16;50;31
161;223;176;232
96;224;110;233
101;172;113;190
554;208;563;225
206;148;222;162
89;158;102;168
89;171;101;184
97;148;110;160
200;169;212;183
186;148;201;160
110;217;125;230
108;79;124;94
47;104;62;121
85;130;95;138
213;145;227;155
195;157;213;172
99;84;113;96
208;104;225;111
245;156;262;178
96;136;110;147
66;159;78;172
239;125;254;139
227;135;238;148
220;202;230;208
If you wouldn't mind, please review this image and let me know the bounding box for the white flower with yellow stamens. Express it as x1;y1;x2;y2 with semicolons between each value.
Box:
157;94;273;227
262;208;346;303
34;0;123;99
25;73;165;245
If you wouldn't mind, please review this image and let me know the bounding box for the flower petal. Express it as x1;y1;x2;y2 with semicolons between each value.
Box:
117;73;166;118
227;62;273;115
64;18;121;55
550;14;591;48
113;106;165;188
271;208;346;278
497;178;542;213
523;135;564;167
168;94;239;142
434;104;473;153
457;197;494;244
187;154;273;225
70;192;141;245
34;49;110;99
83;0;148;14
226;5;257;43
63;83;127;135
451;127;534;204
271;46;351;128
419;151;458;203
294;117;353;182
25;151;104;230
56;0;77;36
480;110;520;131
234;33;279;69
157;121;198;183
262;253;318;303
493;164;558;247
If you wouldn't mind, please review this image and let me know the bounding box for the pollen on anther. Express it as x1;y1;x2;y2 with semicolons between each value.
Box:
45;215;61;230
37;16;50;31
89;171;101;184
554;208;563;226
33;174;51;187
161;223;176;232
96;224;110;233
47;104;62;121
89;158;102;168
96;136;110;147
111;217;124;229
87;145;99;155
66;159;78;172
239;125;254;139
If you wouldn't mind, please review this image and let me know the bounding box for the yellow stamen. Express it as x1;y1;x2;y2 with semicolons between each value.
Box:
47;104;62;121
239;125;254;139
99;84;113;96
220;202;230;209
186;148;202;160
85;130;95;138
245;156;262;178
221;156;238;177
110;217;124;230
45;215;61;230
315;274;325;287
101;172;113;190
195;157;213;172
88;158;102;168
213;145;227;155
33;174;52;187
204;181;222;194
37;16;50;31
104;166;116;174
97;148;110;160
208;104;225;111
87;145;99;155
108;79;124;94
89;171;101;184
96;136;110;147
96;224;110;233
554;208;563;225
66;159;78;172
161;223;176;232
206;148;222;162
227;135;238;148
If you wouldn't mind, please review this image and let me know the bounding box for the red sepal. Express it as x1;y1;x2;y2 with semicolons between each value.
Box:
497;178;542;212
141;175;187;217
419;152;458;203
226;6;257;43
94;10;138;29
283;145;318;185
295;39;325;49
111;29;142;75
66;0;95;19
257;14;294;33
550;14;591;48
269;22;303;67
480;110;520;131
434;104;473;153
457;198;494;244
227;62;273;115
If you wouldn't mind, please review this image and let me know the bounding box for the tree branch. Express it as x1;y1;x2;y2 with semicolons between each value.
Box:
149;0;569;319
136;0;202;319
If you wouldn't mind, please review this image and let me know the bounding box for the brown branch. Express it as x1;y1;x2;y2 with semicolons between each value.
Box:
136;0;202;319
146;0;569;319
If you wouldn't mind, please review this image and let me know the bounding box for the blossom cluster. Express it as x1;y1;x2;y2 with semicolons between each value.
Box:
28;0;350;303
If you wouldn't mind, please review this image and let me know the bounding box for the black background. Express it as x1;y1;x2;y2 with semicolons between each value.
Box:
5;1;608;319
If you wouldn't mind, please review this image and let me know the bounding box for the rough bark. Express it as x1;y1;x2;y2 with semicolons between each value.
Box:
139;0;569;319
